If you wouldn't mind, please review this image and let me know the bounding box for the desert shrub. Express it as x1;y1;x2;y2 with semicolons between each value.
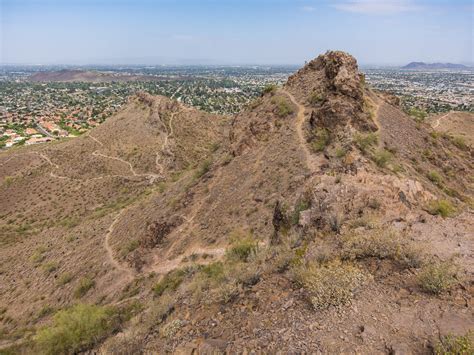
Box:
225;233;258;262
335;146;347;158
57;273;73;286
449;135;468;150
427;199;455;218
30;247;47;264
121;240;139;257
434;332;473;355
293;260;368;309
311;128;330;152
407;107;427;122
354;132;378;153
153;269;186;297
161;319;184;338
341;229;423;268
271;96;294;117
145;293;175;329
194;159;211;179
308;91;325;106
42;262;58;274
427;170;443;186
200;262;225;281
35;304;119;355
74;277;95;298
262;84;277;95
291;197;312;225
372;149;392;167
418;261;457;294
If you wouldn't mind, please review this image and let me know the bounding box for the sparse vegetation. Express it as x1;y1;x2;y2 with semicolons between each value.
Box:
194;159;212;179
293;260;368;310
311;128;330;152
121;240;139;257
225;232;258;262
35;304;119;355
418;261;457;294
449;135;468;150
291;197;312;225
354;132;378;153
153;269;187;297
341;229;423;268
427;170;443;186
308;91;325;106
74;277;95;298
407;107;427;122
57;273;73;286
42;262;58;274
271;96;294;117
427;199;455;218
262;84;277;95
372;149;392;167
434;332;473;355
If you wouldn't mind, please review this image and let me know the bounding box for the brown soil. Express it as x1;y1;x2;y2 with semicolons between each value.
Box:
1;51;472;354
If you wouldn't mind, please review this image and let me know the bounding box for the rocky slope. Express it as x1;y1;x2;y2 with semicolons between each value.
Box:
0;51;472;354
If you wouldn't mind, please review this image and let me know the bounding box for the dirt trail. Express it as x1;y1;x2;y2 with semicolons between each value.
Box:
432;112;450;128
103;208;136;281
89;134;162;182
282;90;323;173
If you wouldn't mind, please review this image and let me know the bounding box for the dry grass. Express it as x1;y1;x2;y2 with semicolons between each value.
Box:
293;260;368;310
341;229;423;268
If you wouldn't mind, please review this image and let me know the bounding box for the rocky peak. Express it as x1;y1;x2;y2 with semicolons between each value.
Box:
286;50;376;132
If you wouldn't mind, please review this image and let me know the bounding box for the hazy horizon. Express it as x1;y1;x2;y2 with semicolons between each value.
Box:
1;0;473;66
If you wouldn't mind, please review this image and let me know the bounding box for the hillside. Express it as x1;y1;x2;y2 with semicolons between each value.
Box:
1;51;473;354
402;62;470;70
430;111;474;146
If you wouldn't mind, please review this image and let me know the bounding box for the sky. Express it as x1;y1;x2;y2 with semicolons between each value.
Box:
1;0;473;65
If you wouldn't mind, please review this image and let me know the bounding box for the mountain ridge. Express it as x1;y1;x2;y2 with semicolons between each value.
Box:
1;50;473;354
402;61;470;70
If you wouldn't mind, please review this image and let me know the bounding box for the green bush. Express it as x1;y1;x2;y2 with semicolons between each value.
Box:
434;332;473;355
74;277;95;298
262;84;277;95
407;107;427;122
271;97;294;117
225;233;258;262
308;91;325;106
427;171;443;186
372;149;392;167
311;128;330;152
354;132;378;153
57;273;73;286
450;135;468;150
428;199;455;218
291;198;311;225
153;269;186;297
418;261;457;294
35;304;118;355
194;159;212;179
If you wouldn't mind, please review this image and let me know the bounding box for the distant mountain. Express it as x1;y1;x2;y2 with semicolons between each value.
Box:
402;62;469;70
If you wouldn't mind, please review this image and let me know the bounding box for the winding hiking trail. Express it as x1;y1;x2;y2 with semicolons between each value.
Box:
283;89;323;174
103;208;136;281
433;112;450;128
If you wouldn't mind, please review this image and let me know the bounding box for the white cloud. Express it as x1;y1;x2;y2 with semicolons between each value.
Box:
333;0;419;14
301;6;316;12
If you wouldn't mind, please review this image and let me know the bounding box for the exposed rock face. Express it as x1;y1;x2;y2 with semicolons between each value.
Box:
287;50;377;132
